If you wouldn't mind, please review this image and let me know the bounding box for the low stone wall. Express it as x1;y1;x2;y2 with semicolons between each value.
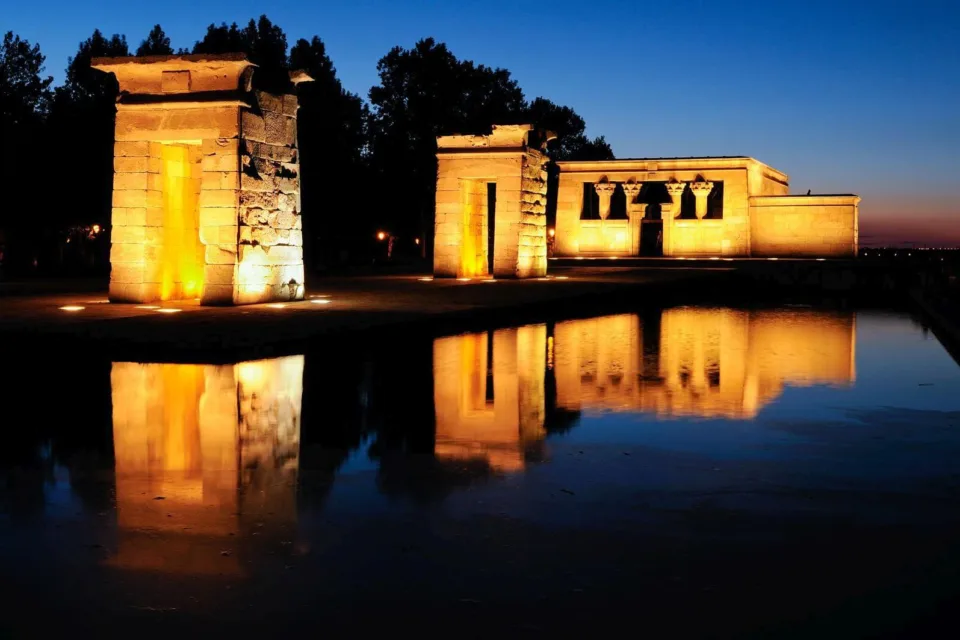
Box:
750;195;859;258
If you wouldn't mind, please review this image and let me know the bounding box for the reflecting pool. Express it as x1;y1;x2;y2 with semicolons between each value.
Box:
2;306;959;636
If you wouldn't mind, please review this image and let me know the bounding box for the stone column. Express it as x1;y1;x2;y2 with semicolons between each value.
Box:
690;180;714;219
663;182;686;256
594;182;616;220
622;181;643;255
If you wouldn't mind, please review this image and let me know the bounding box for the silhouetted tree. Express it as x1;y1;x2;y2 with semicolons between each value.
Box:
44;30;128;272
525;97;613;161
136;24;173;56
0;32;54;271
0;32;53;126
367;38;527;255
290;36;369;268
192;22;246;55
193;16;289;92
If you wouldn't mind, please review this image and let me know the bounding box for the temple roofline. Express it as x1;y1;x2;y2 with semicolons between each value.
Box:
556;156;789;183
92;53;252;67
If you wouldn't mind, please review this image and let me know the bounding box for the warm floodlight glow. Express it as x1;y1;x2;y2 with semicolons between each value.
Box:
709;257;720;261
767;257;779;261
267;303;287;309
310;299;331;305
59;305;85;312
415;238;421;245
548;228;555;238
135;305;161;310
457;277;471;282
92;224;101;234
159;144;203;302
377;231;386;241
574;256;584;260
816;258;826;261
555;276;569;280
419;277;434;282
155;308;182;314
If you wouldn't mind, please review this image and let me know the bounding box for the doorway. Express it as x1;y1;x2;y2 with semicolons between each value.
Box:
486;183;497;275
159;143;203;300
640;219;663;256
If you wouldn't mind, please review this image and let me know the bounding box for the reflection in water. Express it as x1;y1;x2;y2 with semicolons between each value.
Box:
102;307;858;557
430;307;856;472
554;308;856;418
109;356;303;574
433;325;547;472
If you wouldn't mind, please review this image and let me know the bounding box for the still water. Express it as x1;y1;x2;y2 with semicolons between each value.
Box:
2;306;960;636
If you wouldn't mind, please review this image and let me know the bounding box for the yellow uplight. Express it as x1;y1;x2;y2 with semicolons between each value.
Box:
310;299;331;305
59;305;85;312
457;277;471;282
268;303;287;309
136;305;161;310
548;228;555;238
418;277;434;282
377;231;386;241
92;224;101;234
555;276;569;280
156;308;182;314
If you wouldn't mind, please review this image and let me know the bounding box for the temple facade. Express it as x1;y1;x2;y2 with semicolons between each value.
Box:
554;157;859;258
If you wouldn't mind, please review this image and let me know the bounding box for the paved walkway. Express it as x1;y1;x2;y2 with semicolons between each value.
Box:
0;267;727;360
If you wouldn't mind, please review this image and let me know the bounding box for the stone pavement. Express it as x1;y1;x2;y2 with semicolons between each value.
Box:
0;267;725;361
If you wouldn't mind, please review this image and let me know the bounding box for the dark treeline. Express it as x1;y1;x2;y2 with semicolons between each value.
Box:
0;17;613;275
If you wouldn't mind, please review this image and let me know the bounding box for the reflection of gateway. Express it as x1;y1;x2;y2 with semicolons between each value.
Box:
553;309;856;418
433;325;547;472
108;356;303;575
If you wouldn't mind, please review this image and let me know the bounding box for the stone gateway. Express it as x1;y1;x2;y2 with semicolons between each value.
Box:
93;54;310;305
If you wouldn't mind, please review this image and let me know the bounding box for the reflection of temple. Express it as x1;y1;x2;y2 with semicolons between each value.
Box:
553;308;856;418
433;325;547;471
108;356;303;575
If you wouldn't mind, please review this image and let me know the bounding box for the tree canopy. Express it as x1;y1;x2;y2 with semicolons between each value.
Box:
136;25;173;56
0;31;53;127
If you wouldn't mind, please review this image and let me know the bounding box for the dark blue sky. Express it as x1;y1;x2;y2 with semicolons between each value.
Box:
8;0;959;245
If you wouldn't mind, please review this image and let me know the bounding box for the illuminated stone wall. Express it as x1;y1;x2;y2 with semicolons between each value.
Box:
553;308;855;419
433;325;547;471
109;356;303;574
93;54;308;305
234;92;305;304
434;125;549;278
750;195;860;257
554;157;858;258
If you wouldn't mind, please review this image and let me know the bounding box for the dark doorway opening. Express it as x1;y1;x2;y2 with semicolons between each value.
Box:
487;183;497;274
640;220;663;256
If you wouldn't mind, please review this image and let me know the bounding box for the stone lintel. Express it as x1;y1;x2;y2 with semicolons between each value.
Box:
93;54;256;96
